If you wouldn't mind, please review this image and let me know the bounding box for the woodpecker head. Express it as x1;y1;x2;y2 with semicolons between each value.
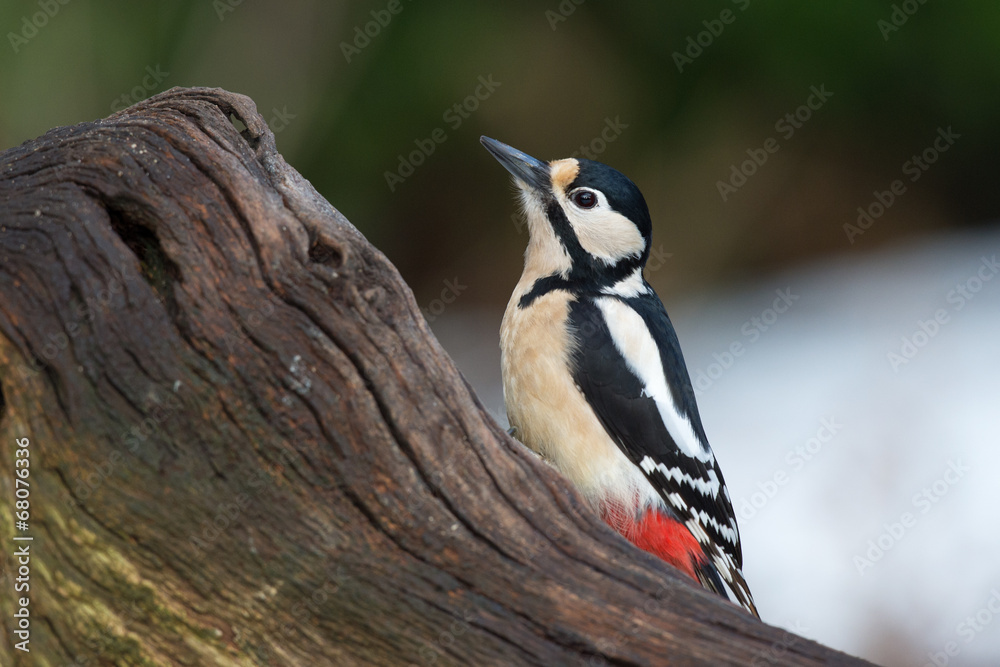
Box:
481;136;652;287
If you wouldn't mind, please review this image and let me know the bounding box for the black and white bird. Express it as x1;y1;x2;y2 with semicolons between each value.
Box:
481;136;758;617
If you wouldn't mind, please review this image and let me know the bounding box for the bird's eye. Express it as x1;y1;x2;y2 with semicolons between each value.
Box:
572;190;598;209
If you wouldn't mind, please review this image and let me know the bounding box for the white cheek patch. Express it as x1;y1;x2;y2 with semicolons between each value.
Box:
561;191;645;265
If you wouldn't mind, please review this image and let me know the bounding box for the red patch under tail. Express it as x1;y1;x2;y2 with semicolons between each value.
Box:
601;504;704;582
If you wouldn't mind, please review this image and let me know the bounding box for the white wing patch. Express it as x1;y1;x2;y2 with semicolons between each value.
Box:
596;297;713;463
601;268;650;298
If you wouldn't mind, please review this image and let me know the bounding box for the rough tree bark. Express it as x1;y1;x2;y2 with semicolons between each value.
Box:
0;87;871;666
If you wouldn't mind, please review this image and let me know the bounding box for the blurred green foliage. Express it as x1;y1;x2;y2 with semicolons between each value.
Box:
2;1;998;306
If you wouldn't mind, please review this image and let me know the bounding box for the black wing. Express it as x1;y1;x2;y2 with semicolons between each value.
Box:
568;293;757;614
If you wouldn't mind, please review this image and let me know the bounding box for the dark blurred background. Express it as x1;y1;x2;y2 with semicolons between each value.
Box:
2;2;999;305
3;2;999;665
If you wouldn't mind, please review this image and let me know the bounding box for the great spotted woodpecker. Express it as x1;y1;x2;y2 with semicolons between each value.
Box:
481;136;758;617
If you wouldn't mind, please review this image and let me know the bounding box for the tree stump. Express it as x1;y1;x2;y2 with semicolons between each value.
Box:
0;87;871;666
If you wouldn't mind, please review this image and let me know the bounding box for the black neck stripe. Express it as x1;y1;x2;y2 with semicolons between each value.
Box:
518;275;569;308
517;258;644;309
545;200;590;267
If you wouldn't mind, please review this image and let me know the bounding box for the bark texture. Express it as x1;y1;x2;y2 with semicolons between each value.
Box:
0;87;871;666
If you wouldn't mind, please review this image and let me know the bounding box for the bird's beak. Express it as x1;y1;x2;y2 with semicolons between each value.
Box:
480;136;549;192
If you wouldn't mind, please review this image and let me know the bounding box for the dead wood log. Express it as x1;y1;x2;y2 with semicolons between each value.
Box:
0;86;871;666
